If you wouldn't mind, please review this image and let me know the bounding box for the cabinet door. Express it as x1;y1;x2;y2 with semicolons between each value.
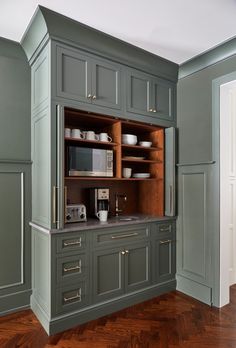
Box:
165;127;176;216
155;235;176;283
57;46;92;103
125;241;151;293
93;247;124;303
126;69;152;116
92;59;121;110
152;79;175;122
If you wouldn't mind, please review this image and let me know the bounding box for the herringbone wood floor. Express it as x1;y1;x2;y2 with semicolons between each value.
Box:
1;286;236;347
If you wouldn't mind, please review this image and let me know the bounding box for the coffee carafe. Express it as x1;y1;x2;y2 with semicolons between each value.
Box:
89;188;109;217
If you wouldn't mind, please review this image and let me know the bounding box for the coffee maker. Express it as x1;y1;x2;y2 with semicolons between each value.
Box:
89;188;109;217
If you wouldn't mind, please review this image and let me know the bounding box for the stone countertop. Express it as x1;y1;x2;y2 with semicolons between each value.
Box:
30;214;176;235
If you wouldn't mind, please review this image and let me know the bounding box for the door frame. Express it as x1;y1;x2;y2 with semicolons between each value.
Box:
212;71;236;307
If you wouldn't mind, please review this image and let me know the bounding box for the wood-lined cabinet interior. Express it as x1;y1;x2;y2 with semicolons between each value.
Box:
57;46;121;111
63;107;165;218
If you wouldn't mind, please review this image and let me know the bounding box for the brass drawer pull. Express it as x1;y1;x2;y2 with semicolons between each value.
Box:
63;239;81;247
159;226;171;232
63;292;81;303
160;239;172;244
111;232;138;240
63;265;81;273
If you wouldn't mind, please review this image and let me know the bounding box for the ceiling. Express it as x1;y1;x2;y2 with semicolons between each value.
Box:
1;0;236;64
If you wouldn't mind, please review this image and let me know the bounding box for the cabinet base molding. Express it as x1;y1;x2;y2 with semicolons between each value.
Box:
0;289;32;316
32;280;176;335
176;275;212;305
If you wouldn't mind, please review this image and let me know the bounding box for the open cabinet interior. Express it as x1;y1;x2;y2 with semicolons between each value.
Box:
64;107;165;218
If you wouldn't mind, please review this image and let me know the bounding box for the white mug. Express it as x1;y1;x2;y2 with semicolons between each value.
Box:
96;210;108;222
85;131;99;141
99;133;112;142
64;128;71;138
122;167;132;178
71;128;84;139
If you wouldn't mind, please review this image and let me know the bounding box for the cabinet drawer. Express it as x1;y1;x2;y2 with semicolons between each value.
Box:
158;222;173;234
56;253;87;285
55;282;89;315
93;225;149;247
56;231;86;254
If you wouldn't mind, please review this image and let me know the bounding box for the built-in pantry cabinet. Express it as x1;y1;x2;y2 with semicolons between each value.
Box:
20;5;178;335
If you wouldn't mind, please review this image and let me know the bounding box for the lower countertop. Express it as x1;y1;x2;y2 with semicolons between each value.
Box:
30;214;176;235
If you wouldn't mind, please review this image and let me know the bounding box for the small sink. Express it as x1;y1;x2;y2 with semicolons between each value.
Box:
117;216;140;221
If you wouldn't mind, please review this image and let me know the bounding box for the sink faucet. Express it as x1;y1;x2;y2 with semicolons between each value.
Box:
115;193;127;216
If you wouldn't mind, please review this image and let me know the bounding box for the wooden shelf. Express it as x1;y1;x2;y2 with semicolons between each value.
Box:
65;137;118;147
65;176;159;181
122;158;161;164
121;144;162;151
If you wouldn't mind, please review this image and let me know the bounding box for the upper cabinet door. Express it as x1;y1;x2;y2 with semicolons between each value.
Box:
126;69;152;116
57;47;92;103
152;79;175;122
91;59;121;110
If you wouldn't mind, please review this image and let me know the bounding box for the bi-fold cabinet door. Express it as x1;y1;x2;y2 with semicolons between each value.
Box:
165;127;176;217
56;46;121;111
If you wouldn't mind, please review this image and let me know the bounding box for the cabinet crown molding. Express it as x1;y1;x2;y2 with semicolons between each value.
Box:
21;5;178;82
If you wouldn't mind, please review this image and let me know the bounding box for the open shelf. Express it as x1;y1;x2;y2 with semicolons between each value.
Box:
65;176;158;181
122;158;161;164
121;144;162;151
65;137;118;147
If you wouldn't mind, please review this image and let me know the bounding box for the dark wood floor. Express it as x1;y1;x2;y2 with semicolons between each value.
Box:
1;286;236;348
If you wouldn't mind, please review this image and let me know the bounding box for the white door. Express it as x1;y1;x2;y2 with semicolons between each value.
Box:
220;81;236;306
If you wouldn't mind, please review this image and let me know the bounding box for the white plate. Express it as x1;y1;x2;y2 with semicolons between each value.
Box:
123;156;145;160
133;173;151;178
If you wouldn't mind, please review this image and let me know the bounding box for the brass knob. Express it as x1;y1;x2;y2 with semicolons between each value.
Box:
121;251;126;255
125;250;129;254
149;108;153;112
87;94;92;99
92;95;97;100
153;109;157;113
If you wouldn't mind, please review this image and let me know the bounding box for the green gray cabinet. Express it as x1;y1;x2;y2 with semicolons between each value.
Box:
93;246;124;302
93;241;151;302
31;219;175;334
126;68;175;122
56;45;121;111
152;222;176;283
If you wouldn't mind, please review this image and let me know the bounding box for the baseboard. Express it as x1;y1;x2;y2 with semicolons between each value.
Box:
176;274;212;305
0;289;32;316
31;279;176;335
32;280;176;335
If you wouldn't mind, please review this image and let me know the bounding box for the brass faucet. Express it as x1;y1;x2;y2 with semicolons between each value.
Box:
115;193;127;216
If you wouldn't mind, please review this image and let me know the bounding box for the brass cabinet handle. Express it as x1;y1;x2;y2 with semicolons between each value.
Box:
63;292;81;303
121;251;126;255
153;109;157;113
169;185;173;215
87;94;92;99
92;95;97;100
149;108;153;112
159;226;171;232
125;250;129;254
63;265;81;273
111;232;138;240
64;186;67;223
160;239;172;244
53;186;58;224
63;239;81;247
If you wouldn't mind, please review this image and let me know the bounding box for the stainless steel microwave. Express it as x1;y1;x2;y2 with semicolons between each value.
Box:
68;146;113;177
